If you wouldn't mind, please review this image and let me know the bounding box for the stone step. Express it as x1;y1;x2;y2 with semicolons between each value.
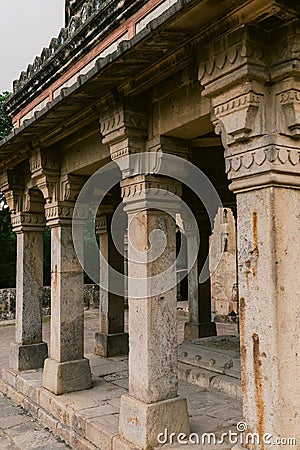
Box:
178;335;240;379
178;362;241;399
178;335;241;399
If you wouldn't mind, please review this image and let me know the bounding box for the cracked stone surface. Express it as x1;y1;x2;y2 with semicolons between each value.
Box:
0;309;242;449
0;393;70;450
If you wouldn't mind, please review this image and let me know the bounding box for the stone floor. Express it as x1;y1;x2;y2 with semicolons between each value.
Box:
0;309;242;449
0;393;70;450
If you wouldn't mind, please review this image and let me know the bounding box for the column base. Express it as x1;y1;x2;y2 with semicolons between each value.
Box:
119;394;190;448
42;357;93;395
184;321;217;340
94;332;129;357
9;341;48;371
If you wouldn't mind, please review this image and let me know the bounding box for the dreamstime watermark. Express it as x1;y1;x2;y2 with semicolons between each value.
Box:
157;422;297;446
72;152;224;297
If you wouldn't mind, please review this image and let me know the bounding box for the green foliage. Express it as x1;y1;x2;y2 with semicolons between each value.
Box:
0;92;13;140
0;204;16;288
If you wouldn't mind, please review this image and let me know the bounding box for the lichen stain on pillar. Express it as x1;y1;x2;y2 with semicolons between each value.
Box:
245;212;259;289
252;332;265;449
252;211;258;278
239;297;247;397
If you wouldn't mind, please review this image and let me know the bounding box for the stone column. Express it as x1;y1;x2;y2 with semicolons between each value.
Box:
209;208;238;322
182;215;217;339
200;24;300;448
118;175;190;449
94;213;128;357
42;203;92;395
9;212;48;371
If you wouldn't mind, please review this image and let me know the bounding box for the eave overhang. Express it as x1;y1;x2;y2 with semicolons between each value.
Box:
0;0;298;169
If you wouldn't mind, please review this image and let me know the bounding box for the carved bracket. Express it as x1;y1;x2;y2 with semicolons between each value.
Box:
278;89;300;138
60;174;86;202
100;101;147;177
0;169;25;213
213;92;264;146
95;214;108;235
30;149;60;203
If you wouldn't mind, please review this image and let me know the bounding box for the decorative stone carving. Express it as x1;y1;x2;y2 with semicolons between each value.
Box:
278;89;300;138
95;214;108;235
198;27;266;97
121;175;182;208
209;208;238;322
29;149;60;203
199;25;300;190
10;212;45;233
9;0;133;100
213;92;263;144
269;21;300;82
60;174;86;201
100;101;147;177
0;169;25;213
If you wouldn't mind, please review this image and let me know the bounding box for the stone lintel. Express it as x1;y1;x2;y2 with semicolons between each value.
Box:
94;332;129;358
42;357;92;395
9;342;48;371
119;394;190;449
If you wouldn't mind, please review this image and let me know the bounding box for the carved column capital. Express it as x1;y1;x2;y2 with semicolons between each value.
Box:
45;200;88;227
121;175;182;214
198;27;267;97
95;206;114;235
29;148;60;204
100;100;147;177
0;168;25;213
10;212;45;233
199;24;300;192
95;214;108;235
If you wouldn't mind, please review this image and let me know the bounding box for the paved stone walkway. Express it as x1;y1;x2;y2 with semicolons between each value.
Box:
0;310;241;449
0;393;70;450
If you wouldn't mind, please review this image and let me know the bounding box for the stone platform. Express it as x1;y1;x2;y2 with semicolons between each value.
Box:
178;335;241;399
0;311;242;450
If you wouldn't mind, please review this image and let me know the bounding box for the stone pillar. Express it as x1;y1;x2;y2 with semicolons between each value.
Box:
209;207;238;322
9;212;48;371
42;203;92;395
94;213;128;357
118;175;190;449
200;24;300;448
182;215;217;339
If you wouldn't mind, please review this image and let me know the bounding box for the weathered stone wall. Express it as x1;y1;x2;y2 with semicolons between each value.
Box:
0;284;99;320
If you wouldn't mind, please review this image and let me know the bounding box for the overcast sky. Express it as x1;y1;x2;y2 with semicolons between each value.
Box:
0;0;65;92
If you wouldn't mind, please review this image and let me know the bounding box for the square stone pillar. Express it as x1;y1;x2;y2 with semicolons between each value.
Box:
9;213;48;371
199;24;300;446
42;207;92;395
118;175;190;449
183;215;216;340
94;213;128;357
